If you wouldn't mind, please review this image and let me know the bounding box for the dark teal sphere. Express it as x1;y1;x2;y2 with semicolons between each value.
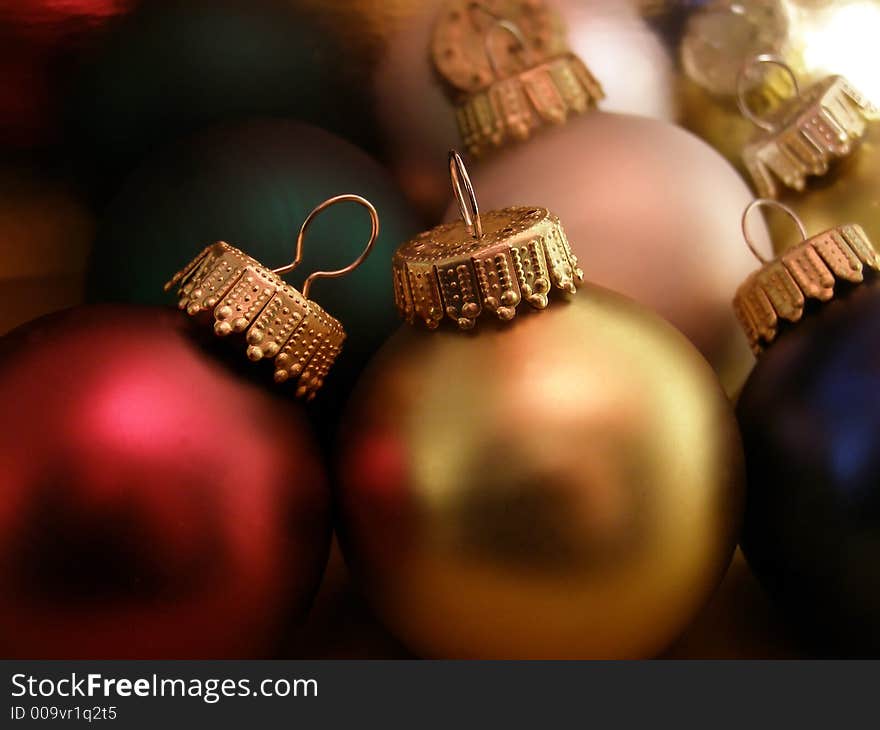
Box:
87;119;422;434
65;0;378;191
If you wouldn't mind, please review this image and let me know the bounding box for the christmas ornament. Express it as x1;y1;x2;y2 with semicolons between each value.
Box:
734;199;880;655
165;194;379;400
64;0;374;194
338;154;744;659
0;0;133;148
87;120;420;424
0;165;94;334
301;0;678;219
0;305;331;658
680;0;794;98
737;56;880;254
439;12;764;393
677;1;880;172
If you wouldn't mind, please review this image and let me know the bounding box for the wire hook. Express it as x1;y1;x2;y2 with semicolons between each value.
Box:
449;150;483;240
273;194;380;299
736;54;800;133
468;2;533;78
741;198;807;264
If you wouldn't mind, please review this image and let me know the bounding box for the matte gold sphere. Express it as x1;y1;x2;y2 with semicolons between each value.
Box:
339;288;744;659
453;112;767;394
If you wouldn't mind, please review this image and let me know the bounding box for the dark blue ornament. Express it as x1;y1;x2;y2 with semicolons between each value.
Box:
737;277;880;656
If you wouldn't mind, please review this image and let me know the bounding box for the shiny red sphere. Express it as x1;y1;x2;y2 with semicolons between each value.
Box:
0;305;331;658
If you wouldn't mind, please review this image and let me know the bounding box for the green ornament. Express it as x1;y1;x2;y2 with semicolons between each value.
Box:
87;120;422;436
65;0;379;189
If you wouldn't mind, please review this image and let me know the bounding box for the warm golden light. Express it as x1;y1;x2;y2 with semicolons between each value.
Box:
800;1;880;104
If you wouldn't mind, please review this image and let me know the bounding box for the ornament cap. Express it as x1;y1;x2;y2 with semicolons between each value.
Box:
433;1;603;157
393;151;582;330
733;199;880;354
165;194;379;399
739;55;877;198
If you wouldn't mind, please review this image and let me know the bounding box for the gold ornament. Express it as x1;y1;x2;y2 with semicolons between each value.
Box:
676;0;880;172
339;154;745;659
675;0;813;172
166;195;378;399
734;198;880;353
734;57;880;255
738;56;876;199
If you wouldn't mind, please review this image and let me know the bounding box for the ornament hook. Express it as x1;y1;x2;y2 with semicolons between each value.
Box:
741;198;807;264
468;2;533;78
449;149;483;239
736;54;800;133
273;194;380;299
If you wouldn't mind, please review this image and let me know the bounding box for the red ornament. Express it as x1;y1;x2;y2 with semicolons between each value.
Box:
0;0;135;147
0;305;331;658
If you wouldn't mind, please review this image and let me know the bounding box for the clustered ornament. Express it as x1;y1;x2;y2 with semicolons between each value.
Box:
739;56;877;199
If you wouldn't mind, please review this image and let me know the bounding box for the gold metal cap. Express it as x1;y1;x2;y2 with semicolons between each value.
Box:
165;195;379;400
739;56;877;198
432;1;603;157
393;151;583;330
733;199;880;354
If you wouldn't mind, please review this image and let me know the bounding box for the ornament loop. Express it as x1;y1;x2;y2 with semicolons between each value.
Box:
736;54;800;133
486;19;533;78
449;150;483;240
467;2;533;78
273;194;380;299
741;198;806;264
